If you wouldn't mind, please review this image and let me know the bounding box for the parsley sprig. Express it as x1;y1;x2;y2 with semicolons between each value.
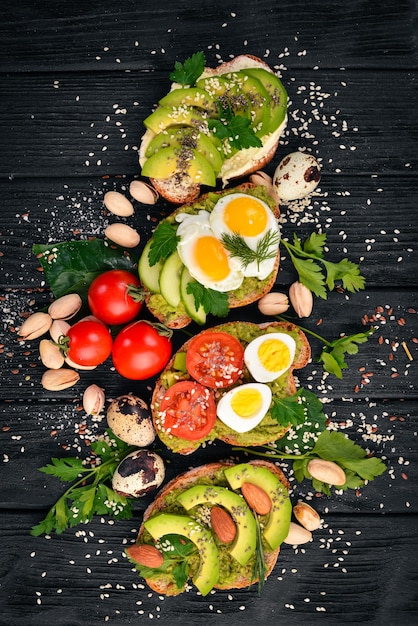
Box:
281;232;365;298
208;104;263;151
169;51;206;86
187;280;230;317
30;430;135;536
148;222;180;266
221;229;280;270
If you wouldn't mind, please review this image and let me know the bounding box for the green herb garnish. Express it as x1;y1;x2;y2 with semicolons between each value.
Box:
221;229;280;271
148;221;180;265
169;51;206;86
208;104;263;151
186;280;230;317
252;514;267;595
30;430;134;536
281;232;366;298
270;388;325;430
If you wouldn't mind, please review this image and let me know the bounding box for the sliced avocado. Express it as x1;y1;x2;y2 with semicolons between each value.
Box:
144;512;219;596
159;87;216;115
180;266;207;325
143;105;208;134
159;250;184;308
224;463;292;550
177;484;256;566
141;146;216;186
234;71;271;137
196;74;237;98
241;68;288;134
138;238;164;294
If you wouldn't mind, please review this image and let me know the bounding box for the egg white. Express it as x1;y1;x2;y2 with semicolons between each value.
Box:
209;193;281;280
244;332;296;382
216;382;272;433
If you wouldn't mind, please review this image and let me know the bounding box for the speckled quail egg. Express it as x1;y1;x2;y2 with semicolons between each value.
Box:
244;332;296;382
112;449;165;498
107;394;155;447
273;151;321;201
216;383;272;433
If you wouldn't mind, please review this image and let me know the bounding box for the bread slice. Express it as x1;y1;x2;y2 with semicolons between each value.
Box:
138;54;287;204
142;182;281;329
151;320;311;455
134;459;289;595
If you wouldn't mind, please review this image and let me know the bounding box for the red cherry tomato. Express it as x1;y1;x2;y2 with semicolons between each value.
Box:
112;320;172;380
158;380;217;441
66;319;113;366
186;331;244;389
87;269;144;325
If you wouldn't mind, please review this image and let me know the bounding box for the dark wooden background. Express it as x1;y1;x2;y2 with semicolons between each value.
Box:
1;1;417;624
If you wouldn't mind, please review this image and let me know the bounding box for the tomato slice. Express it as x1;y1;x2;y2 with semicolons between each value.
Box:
186;331;244;389
158;381;217;441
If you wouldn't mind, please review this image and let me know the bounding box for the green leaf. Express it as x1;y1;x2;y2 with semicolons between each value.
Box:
208;106;262;151
318;329;374;378
270;390;308;428
169;51;206;86
186;281;230;317
38;457;85;482
32;239;136;301
302;232;326;257
148;222;180;265
275;390;327;453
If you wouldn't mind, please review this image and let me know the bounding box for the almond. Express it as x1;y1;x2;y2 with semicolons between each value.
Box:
126;543;164;568
241;482;272;515
210;506;237;543
293;501;321;531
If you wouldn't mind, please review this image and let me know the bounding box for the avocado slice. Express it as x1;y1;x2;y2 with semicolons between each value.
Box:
138;238;164;293
159;87;216;115
158;249;184;308
141;145;216;186
233;71;271;137
177;484;256;566
241;68;288;134
143;105;209;134
224;463;292;550
196;74;237;98
144;512;219;596
180;266;207;325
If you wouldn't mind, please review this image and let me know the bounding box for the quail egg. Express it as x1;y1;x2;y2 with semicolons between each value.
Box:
107;394;155;446
244;332;296;382
112;449;165;498
273;151;321;201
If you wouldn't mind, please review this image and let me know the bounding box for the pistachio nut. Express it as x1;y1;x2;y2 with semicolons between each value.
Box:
48;293;82;320
283;521;312;545
83;384;105;416
39;339;65;369
307;458;347;486
258;292;289;316
129;180;159;205
293;501;321;531
18;312;53;340
65;355;97;371
49;319;71;343
105;223;140;248
249;171;276;199
41;368;80;391
289;281;313;318
103;190;134;217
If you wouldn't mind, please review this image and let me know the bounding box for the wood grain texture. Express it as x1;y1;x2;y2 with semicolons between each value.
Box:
0;1;417;624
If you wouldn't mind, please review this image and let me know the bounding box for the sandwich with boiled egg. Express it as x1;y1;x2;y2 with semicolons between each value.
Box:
138;183;281;329
150;320;311;455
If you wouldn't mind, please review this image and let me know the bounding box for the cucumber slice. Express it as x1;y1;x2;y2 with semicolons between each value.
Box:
159;250;184;308
138;238;164;293
180;267;207;325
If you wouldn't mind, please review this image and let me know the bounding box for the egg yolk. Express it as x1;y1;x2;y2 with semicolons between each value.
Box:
193;235;230;281
257;338;290;373
223;197;268;237
231;387;263;418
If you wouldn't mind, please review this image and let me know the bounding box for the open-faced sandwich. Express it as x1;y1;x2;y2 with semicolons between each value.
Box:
126;459;292;596
139;52;288;204
138;183;281;329
150;320;311;455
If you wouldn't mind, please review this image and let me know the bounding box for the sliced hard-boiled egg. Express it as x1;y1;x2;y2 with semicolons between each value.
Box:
244;332;296;382
216;382;272;433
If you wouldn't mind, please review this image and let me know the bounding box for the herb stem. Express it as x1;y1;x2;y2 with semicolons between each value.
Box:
274;315;333;347
232;446;308;461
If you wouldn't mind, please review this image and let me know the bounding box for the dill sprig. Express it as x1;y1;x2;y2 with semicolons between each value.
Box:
252;514;267;594
221;229;280;270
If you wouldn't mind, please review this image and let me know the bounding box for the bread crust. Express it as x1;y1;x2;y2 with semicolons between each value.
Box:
136;459;289;595
151;320;311;455
142;182;281;329
139;54;286;204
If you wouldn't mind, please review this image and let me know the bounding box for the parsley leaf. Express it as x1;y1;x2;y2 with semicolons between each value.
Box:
148;222;180;266
270;389;311;428
169;51;206;86
318;329;375;379
281;232;365;298
208;105;262;151
186;281;230;317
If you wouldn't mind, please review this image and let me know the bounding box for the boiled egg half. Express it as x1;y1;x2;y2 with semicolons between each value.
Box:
244;332;296;382
216;382;272;433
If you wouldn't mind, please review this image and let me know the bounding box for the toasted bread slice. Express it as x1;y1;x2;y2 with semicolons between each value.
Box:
142;182;280;329
135;459;289;595
151;321;311;455
139;54;287;204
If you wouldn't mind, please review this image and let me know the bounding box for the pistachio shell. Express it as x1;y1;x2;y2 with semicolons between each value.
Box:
41;368;80;391
39;339;65;369
65;355;97;371
104;190;134;217
293;501;322;531
83;384;105;416
129;180;159;205
49;319;71;343
105;223;140;248
307;458;347;486
289;281;313;318
283;521;313;545
258;292;289;316
18;312;53;340
48;293;82;320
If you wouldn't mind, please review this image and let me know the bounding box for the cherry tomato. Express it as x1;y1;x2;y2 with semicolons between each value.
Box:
66;319;113;366
112;320;172;380
186;331;244;389
87;269;144;325
158;380;217;441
